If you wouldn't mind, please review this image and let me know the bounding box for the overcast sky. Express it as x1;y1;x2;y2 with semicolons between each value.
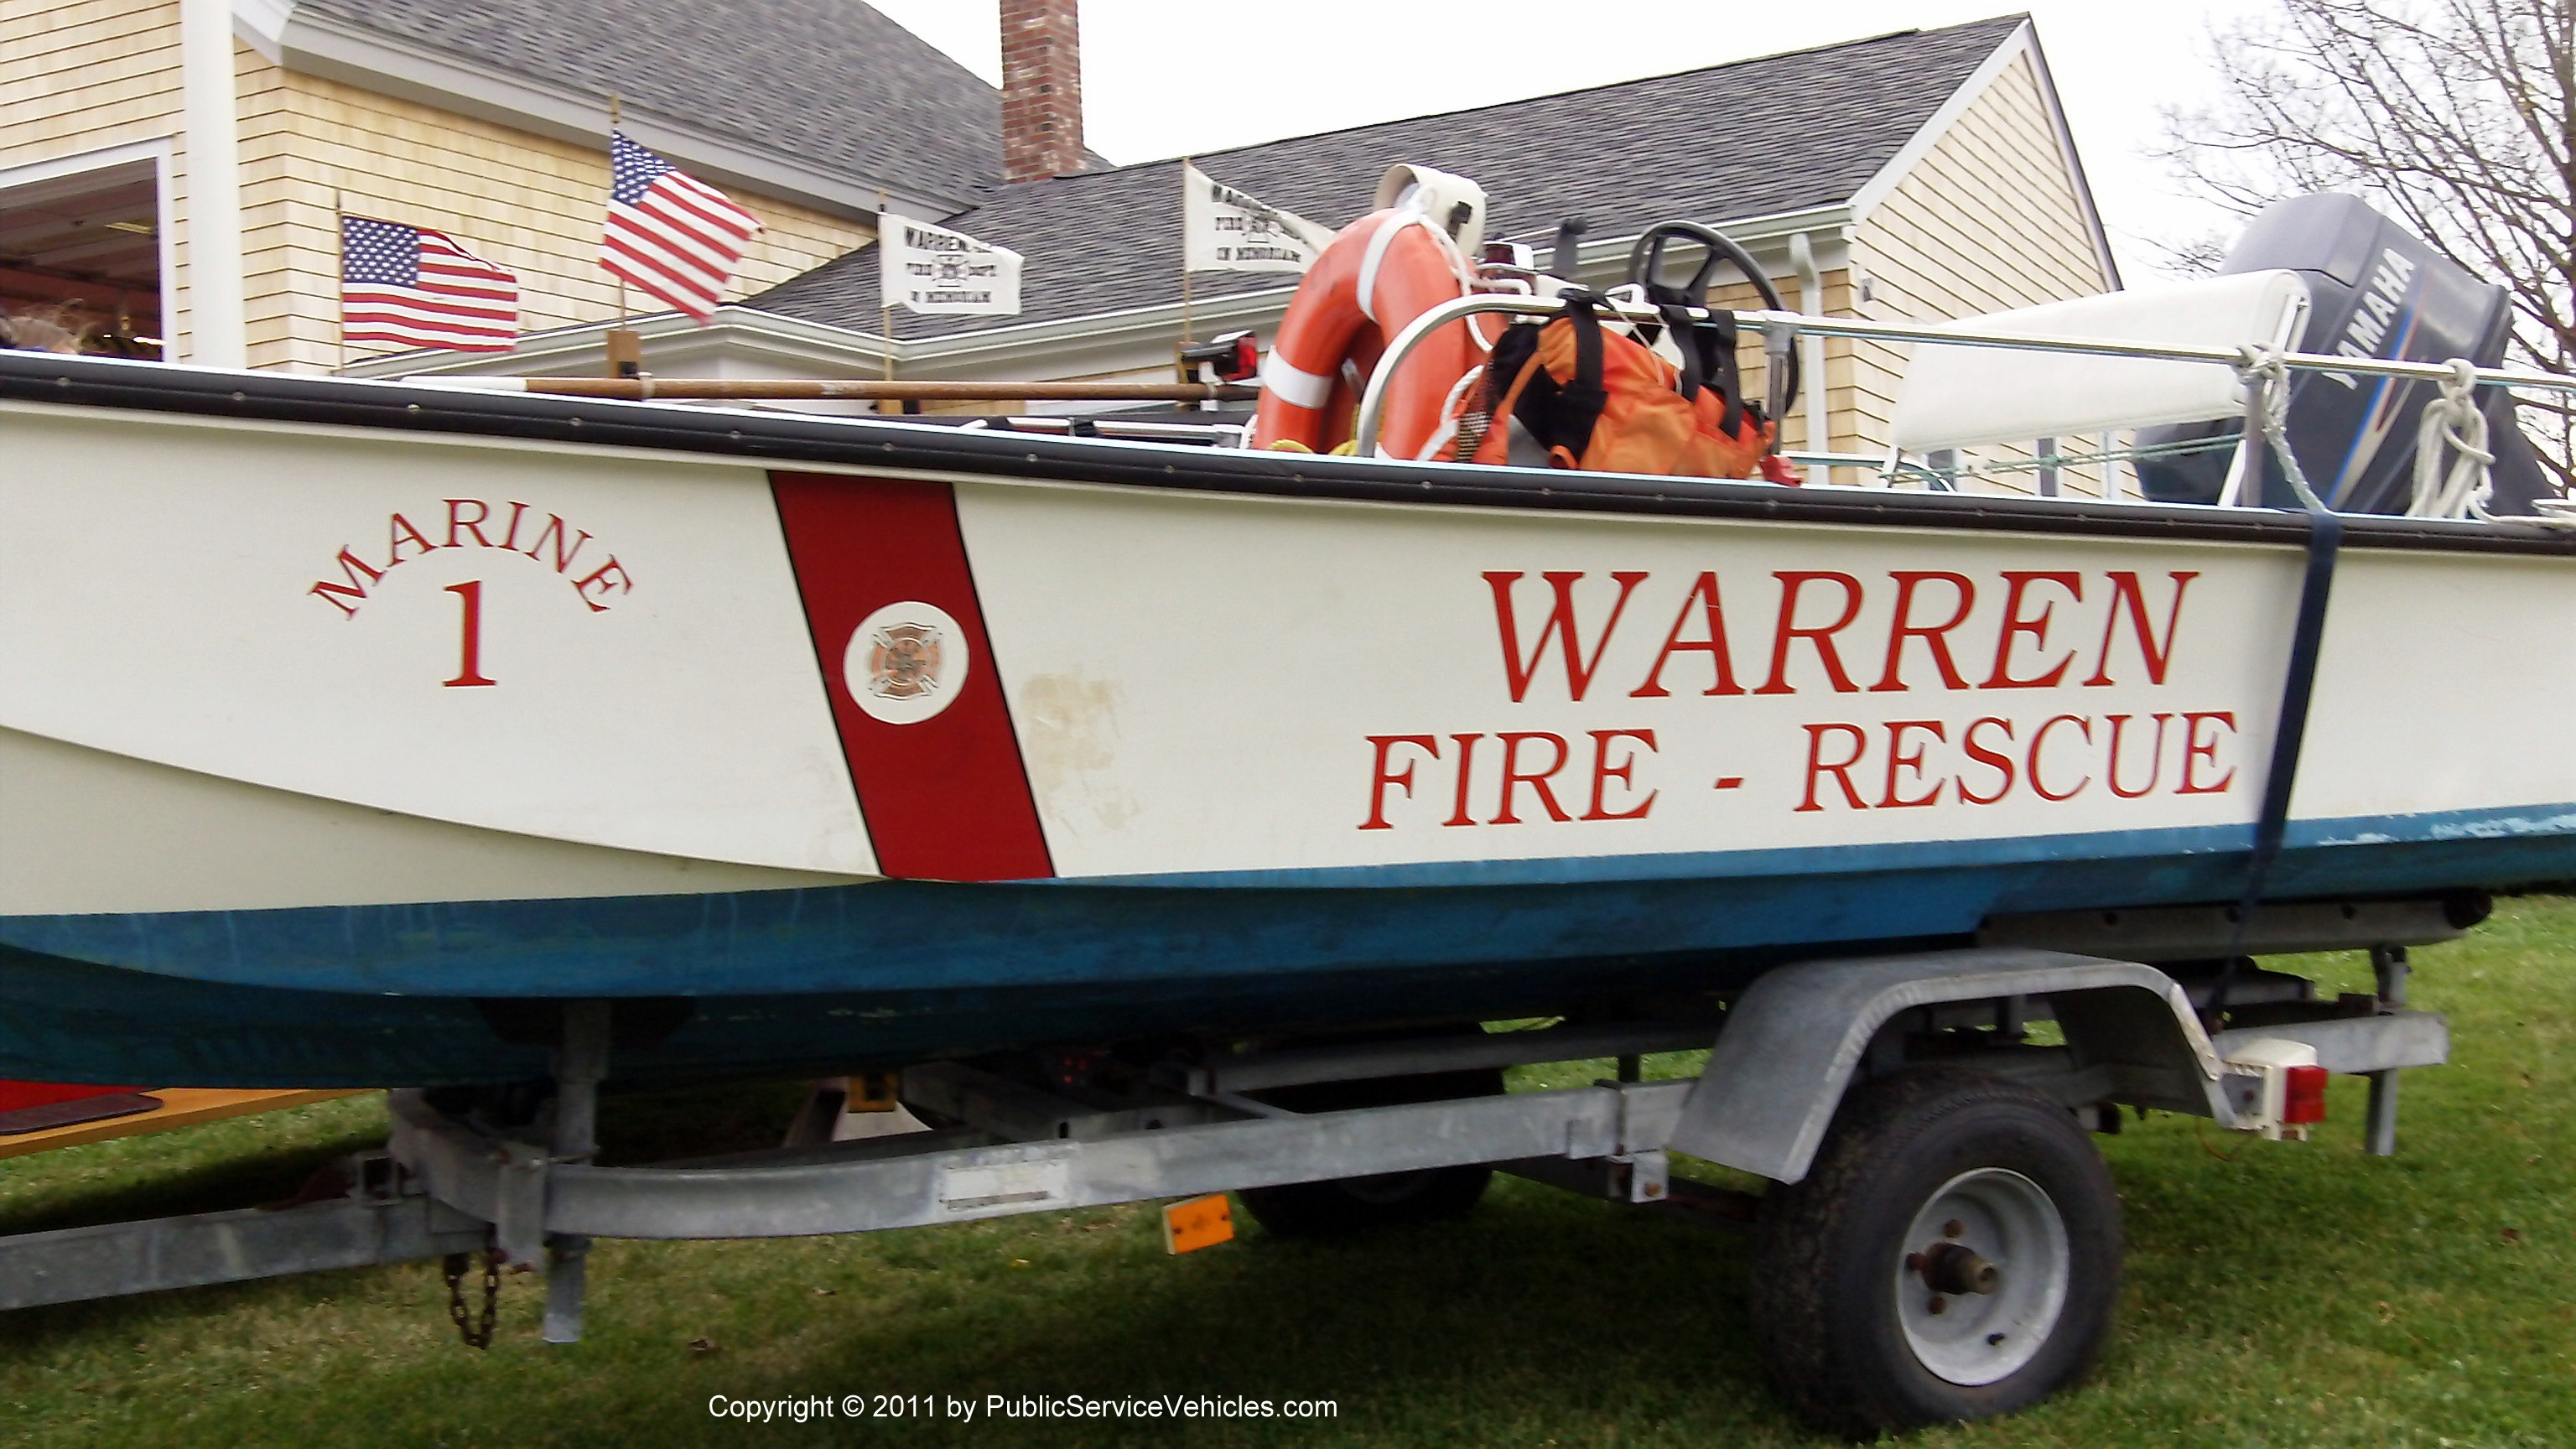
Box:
865;0;2263;283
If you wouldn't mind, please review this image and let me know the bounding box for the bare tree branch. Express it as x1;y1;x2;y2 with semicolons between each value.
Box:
2158;0;2574;491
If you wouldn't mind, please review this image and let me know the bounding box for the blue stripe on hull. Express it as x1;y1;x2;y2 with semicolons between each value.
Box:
0;943;1840;1089
0;804;2568;1086
5;803;2569;997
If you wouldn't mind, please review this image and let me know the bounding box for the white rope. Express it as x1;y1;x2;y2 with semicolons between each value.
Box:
2236;345;2327;512
2407;358;2496;522
1415;363;1488;461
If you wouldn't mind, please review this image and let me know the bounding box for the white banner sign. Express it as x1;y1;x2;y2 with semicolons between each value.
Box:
880;216;1023;316
1182;163;1336;273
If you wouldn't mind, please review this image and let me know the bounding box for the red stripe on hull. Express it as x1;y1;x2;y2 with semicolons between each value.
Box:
771;473;1053;880
0;1080;142;1113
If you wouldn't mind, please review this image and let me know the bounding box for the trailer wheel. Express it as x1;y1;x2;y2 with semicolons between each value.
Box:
1237;1062;1504;1238
1748;1067;2121;1434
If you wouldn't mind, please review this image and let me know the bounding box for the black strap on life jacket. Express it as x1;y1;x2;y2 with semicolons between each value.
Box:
1556;293;1608;456
1486;291;1610;463
1654;299;1748;437
1645;257;1747;433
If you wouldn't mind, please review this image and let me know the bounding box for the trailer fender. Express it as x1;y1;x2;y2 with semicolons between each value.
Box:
1667;948;2228;1183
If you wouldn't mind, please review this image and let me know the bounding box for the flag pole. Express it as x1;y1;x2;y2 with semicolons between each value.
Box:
878;191;895;377
877;190;898;415
610;93;625;321
332;185;346;375
605;92;640;378
1177;158;1194;363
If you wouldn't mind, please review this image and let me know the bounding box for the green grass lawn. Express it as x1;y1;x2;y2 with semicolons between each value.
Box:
3;899;2570;1447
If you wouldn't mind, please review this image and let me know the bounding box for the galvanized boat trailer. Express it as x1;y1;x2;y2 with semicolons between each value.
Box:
0;897;2465;1432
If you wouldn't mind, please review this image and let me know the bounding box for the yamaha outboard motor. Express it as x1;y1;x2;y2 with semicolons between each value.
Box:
2136;194;2552;515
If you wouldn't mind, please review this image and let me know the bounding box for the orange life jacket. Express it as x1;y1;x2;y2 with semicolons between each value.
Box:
1436;293;1778;479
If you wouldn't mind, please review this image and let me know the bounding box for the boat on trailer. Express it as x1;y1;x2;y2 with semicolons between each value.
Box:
2;194;2573;1089
4;183;2573;1433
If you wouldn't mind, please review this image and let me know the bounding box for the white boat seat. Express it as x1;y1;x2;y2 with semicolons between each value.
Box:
1888;269;2312;454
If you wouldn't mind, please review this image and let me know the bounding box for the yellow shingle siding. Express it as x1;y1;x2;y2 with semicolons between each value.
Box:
0;0;180;163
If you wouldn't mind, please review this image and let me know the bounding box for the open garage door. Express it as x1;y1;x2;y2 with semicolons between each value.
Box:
0;143;167;358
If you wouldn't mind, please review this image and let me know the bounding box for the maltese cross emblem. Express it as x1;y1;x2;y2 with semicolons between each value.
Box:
867;621;944;700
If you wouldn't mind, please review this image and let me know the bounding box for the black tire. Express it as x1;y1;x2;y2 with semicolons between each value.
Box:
1235;1062;1504;1238
1748;1067;2122;1436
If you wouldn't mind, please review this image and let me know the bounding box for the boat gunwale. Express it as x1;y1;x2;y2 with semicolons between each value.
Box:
7;352;2574;559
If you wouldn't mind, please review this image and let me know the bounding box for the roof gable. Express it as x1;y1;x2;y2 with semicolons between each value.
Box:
749;16;2030;336
289;0;1005;208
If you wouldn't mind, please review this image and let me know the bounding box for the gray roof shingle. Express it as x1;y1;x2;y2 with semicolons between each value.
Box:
300;0;1008;207
747;16;2029;338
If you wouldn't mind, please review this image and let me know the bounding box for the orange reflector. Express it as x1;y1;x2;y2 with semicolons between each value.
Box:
848;1072;900;1113
2283;1064;2330;1124
1161;1193;1234;1254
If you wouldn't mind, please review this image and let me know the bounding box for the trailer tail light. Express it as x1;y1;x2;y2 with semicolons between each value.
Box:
2283;1064;2330;1124
2221;1036;2326;1141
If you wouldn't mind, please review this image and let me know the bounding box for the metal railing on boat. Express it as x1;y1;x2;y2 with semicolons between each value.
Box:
1349;293;2576;483
403;300;2571;512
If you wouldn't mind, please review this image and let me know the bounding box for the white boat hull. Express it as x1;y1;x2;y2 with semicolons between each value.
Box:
1;356;2568;1084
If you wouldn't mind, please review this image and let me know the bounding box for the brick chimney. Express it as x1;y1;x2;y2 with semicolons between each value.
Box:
999;0;1084;183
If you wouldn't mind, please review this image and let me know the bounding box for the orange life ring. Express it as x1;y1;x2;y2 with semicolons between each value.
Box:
1252;207;1479;459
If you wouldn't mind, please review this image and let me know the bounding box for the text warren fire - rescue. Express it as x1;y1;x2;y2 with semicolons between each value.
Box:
1362;567;2239;828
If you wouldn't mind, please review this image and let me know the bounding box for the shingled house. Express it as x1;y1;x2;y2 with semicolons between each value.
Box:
0;0;1008;368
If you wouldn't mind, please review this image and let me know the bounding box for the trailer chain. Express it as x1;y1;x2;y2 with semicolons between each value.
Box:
441;1241;502;1350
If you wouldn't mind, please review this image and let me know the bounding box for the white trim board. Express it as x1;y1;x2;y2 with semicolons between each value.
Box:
341;306;895;381
181;0;247;367
0;138;172;199
2017;23;2121;290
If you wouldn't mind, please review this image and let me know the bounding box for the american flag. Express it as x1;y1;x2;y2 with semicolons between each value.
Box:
602;132;763;320
340;216;518;352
